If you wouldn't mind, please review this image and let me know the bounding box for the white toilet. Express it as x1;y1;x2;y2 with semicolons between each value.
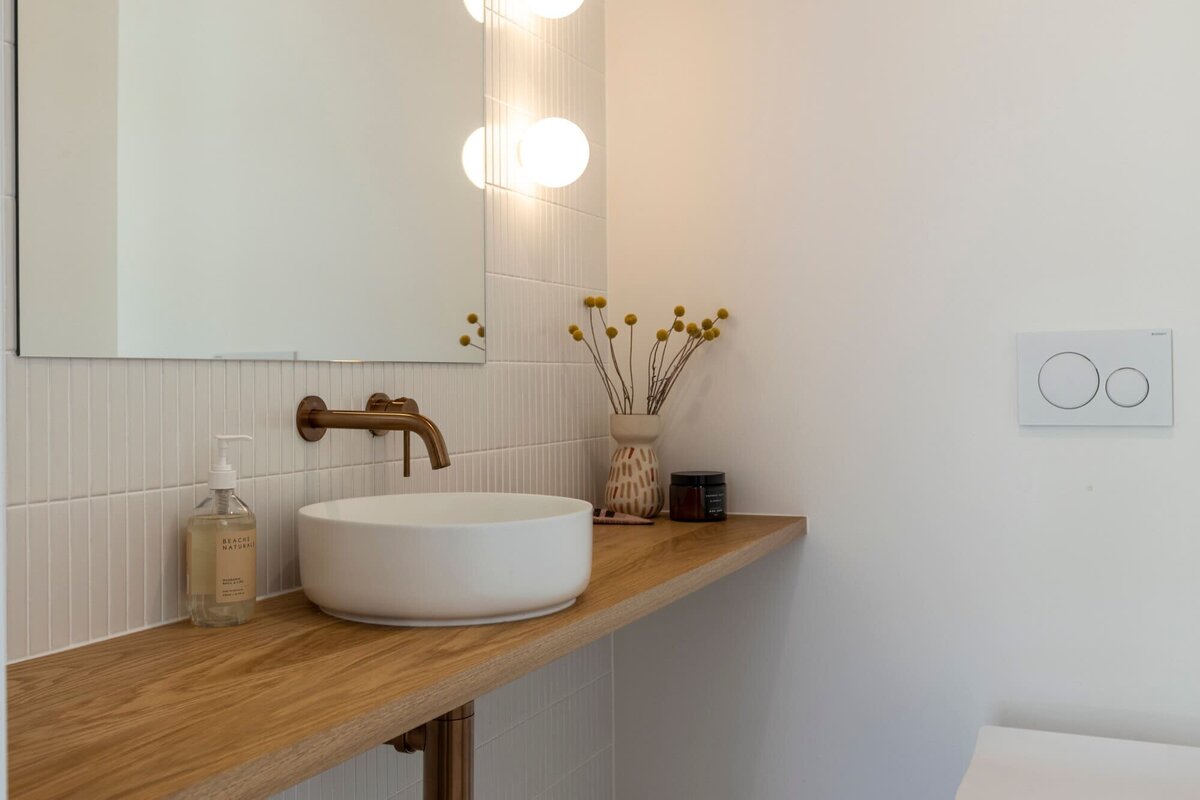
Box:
958;726;1200;799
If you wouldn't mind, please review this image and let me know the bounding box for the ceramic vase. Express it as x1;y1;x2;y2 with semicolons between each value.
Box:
605;414;664;518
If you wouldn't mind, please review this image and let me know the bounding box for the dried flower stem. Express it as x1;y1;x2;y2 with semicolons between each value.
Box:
580;336;621;413
598;308;632;412
651;322;680;398
647;310;725;414
570;299;728;417
628;327;636;410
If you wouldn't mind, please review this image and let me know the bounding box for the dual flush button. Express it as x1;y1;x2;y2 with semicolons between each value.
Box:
1017;330;1172;427
1038;353;1149;410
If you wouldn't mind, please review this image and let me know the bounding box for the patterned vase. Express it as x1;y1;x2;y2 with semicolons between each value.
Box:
605;414;664;518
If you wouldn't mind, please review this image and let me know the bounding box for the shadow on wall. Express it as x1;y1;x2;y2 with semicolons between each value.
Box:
615;539;804;799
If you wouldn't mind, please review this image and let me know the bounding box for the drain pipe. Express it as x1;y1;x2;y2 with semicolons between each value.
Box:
389;702;475;800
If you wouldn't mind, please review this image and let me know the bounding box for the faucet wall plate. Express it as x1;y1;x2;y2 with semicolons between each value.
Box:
296;395;330;441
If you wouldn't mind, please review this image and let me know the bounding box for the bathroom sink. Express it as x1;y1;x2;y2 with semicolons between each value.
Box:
298;493;593;626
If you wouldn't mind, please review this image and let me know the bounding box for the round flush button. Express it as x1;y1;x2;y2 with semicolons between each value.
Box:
1038;352;1099;409
1106;367;1149;408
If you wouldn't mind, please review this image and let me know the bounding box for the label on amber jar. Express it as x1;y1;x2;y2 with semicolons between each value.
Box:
705;486;727;517
215;529;256;602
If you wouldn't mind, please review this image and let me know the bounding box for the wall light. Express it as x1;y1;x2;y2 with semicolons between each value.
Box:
518;117;590;188
527;0;585;20
462;127;486;189
463;0;484;23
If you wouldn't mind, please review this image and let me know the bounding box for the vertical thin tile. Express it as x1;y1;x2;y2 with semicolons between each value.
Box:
68;498;89;644
6;352;25;504
7;505;27;658
268;360;282;476
108;360;129;494
178;361;196;488
254;362;269;476
27;503;50;655
143;490;163;625
252;476;269;596
162;487;183;621
89;361;109;497
48;502;70;650
126;491;146;630
89;497;109;640
162;360;181;489
48;359;70;500
108;493;128;635
194;360;212;484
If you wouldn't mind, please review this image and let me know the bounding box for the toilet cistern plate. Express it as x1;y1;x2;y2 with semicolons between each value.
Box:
1017;330;1172;427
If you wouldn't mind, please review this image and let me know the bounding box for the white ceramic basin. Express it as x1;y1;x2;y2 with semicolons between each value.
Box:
298;493;593;626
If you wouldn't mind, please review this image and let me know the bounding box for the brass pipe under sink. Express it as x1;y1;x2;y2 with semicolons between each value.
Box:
296;394;451;474
388;702;475;800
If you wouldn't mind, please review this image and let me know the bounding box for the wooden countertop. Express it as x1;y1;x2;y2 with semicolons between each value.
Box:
8;514;805;799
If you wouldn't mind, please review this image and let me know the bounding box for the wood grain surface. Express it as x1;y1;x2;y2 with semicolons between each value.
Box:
8;514;805;799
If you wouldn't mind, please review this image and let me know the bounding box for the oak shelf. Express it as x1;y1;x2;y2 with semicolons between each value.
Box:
8;514;806;799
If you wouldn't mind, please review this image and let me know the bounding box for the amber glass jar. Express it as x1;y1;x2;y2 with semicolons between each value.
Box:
669;471;727;522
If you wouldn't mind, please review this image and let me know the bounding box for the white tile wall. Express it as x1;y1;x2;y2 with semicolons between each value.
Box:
3;0;613;796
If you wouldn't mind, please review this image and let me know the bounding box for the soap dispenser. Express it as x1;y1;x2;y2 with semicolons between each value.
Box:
186;434;257;627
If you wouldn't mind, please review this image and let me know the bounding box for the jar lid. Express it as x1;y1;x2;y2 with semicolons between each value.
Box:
671;471;725;487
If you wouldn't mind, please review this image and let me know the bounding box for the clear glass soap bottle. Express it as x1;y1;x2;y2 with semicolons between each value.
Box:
186;435;257;627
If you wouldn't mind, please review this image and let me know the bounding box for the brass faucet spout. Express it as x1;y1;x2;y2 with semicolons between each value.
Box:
296;395;451;471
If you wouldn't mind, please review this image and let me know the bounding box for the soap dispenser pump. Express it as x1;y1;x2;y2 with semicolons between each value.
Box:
186;434;257;627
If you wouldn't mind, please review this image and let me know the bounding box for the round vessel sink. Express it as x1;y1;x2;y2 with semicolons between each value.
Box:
298;493;593;626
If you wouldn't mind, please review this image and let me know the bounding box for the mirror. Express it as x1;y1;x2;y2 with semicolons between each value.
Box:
17;0;485;363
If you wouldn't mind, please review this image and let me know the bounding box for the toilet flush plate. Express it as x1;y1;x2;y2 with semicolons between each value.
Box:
1017;330;1173;426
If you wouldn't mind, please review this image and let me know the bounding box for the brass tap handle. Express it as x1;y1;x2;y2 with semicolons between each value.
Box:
367;394;419;476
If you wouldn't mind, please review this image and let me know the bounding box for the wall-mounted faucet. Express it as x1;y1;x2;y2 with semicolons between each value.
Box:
296;393;451;475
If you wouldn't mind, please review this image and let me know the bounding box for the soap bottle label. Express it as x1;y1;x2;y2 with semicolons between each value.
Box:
215;529;256;602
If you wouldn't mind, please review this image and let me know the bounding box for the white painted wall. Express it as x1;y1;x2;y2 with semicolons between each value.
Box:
607;1;1200;797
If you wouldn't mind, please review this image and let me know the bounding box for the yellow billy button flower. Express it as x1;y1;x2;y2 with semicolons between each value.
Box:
703;329;716;341
595;296;608;309
656;329;669;341
674;305;686;317
467;312;479;324
568;324;580;334
711;327;722;338
477;326;486;338
606;326;619;339
685;322;699;334
673;320;685;332
701;318;714;330
584;296;596;308
572;330;585;341
625;313;638;326
717;308;730;320
459;335;471;346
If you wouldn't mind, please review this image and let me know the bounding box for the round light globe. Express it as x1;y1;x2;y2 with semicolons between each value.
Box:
518;117;590;188
461;126;485;190
527;0;585;19
463;0;484;23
